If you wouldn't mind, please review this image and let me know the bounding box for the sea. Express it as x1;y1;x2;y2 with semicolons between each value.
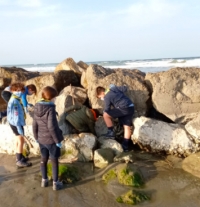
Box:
3;56;200;73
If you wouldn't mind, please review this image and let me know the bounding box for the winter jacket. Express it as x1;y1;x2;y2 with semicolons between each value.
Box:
32;100;63;145
7;94;25;127
65;105;96;135
104;85;134;112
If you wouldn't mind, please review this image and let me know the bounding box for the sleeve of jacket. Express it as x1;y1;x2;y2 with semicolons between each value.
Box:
32;119;38;141
117;86;127;93
47;107;64;143
104;96;111;112
21;92;28;108
65;104;82;113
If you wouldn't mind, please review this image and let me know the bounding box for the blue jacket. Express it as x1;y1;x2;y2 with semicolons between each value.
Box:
104;85;134;112
7;95;25;127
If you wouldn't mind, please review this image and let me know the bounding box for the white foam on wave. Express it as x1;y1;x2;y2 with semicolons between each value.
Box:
23;66;55;72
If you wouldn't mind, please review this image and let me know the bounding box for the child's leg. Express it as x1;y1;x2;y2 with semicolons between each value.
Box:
103;112;113;128
15;135;24;161
51;158;59;182
123;125;131;139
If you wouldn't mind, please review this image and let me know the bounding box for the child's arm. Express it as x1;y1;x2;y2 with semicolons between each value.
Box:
47;107;63;143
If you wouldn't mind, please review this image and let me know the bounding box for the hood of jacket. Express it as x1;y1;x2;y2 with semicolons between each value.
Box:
34;101;55;117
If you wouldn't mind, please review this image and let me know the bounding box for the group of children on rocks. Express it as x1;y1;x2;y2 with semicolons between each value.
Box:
1;82;134;191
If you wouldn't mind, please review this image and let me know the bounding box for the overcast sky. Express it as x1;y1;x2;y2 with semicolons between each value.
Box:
0;0;200;65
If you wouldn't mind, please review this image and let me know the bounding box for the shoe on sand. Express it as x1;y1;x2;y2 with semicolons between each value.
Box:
16;160;32;168
41;179;49;187
53;181;63;191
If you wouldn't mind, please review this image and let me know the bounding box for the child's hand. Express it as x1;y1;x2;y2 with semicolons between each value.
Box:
56;143;62;148
24;107;29;114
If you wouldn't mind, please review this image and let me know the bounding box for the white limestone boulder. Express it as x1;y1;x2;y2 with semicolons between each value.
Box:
98;137;123;155
132;116;198;157
94;148;115;168
0;119;40;155
60;133;97;163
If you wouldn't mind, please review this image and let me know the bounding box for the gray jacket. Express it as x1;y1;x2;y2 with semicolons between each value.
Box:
32;101;63;145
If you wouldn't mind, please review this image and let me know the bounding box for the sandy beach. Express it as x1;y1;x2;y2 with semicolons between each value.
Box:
1;152;200;207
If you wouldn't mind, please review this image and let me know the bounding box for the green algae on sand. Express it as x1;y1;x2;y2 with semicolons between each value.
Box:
116;190;150;205
47;163;80;183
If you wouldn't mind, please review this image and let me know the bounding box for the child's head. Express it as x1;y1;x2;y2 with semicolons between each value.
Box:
96;86;105;99
27;84;37;95
10;82;25;92
42;86;58;101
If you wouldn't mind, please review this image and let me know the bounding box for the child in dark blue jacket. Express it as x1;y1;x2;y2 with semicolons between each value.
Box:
7;82;32;168
33;86;64;191
96;84;134;151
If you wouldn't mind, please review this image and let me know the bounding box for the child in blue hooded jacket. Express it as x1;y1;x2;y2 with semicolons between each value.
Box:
7;82;32;168
96;84;134;151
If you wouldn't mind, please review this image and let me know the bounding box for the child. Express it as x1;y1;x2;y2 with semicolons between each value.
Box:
0;84;37;120
7;82;32;167
32;86;64;191
96;84;134;151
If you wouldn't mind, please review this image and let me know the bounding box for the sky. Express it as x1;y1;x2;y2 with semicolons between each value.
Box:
0;0;200;65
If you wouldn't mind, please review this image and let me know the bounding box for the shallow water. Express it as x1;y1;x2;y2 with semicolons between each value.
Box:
0;153;200;207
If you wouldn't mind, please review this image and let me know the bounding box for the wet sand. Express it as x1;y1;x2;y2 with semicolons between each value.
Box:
0;152;200;207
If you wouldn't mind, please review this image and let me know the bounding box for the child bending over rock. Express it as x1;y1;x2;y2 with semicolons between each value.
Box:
33;86;63;191
7;82;32;168
96;84;134;151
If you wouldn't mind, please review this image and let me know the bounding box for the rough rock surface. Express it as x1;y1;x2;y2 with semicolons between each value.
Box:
54;86;87;131
54;58;82;75
95;117;107;137
182;152;200;178
77;61;88;70
145;67;200;124
81;64;149;117
0;67;39;89
26;71;79;105
94;148;115;168
185;113;200;143
132;116;198;157
60;133;97;163
0;118;40;155
98;137;123;155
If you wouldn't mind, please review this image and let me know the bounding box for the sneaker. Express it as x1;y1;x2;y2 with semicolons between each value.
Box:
16;155;29;162
53;181;63;191
16;160;32;168
102;130;115;139
41;179;49;187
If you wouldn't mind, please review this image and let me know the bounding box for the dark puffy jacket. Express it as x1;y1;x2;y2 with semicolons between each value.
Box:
65;105;96;135
104;85;133;112
32;101;63;145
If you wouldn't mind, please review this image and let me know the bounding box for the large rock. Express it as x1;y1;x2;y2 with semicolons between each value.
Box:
54;86;87;130
60;133;97;163
94;148;115;168
81;65;149;117
95;116;107;137
185;113;200;143
182;152;200;178
0;119;39;155
145;67;200;124
0;67;39;89
132;116;198;157
25;71;79;105
54;58;82;75
98;137;123;155
77;61;88;70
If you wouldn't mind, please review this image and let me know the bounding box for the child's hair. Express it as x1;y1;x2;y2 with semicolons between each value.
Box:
27;84;37;95
42;86;58;100
96;86;105;96
10;82;25;92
